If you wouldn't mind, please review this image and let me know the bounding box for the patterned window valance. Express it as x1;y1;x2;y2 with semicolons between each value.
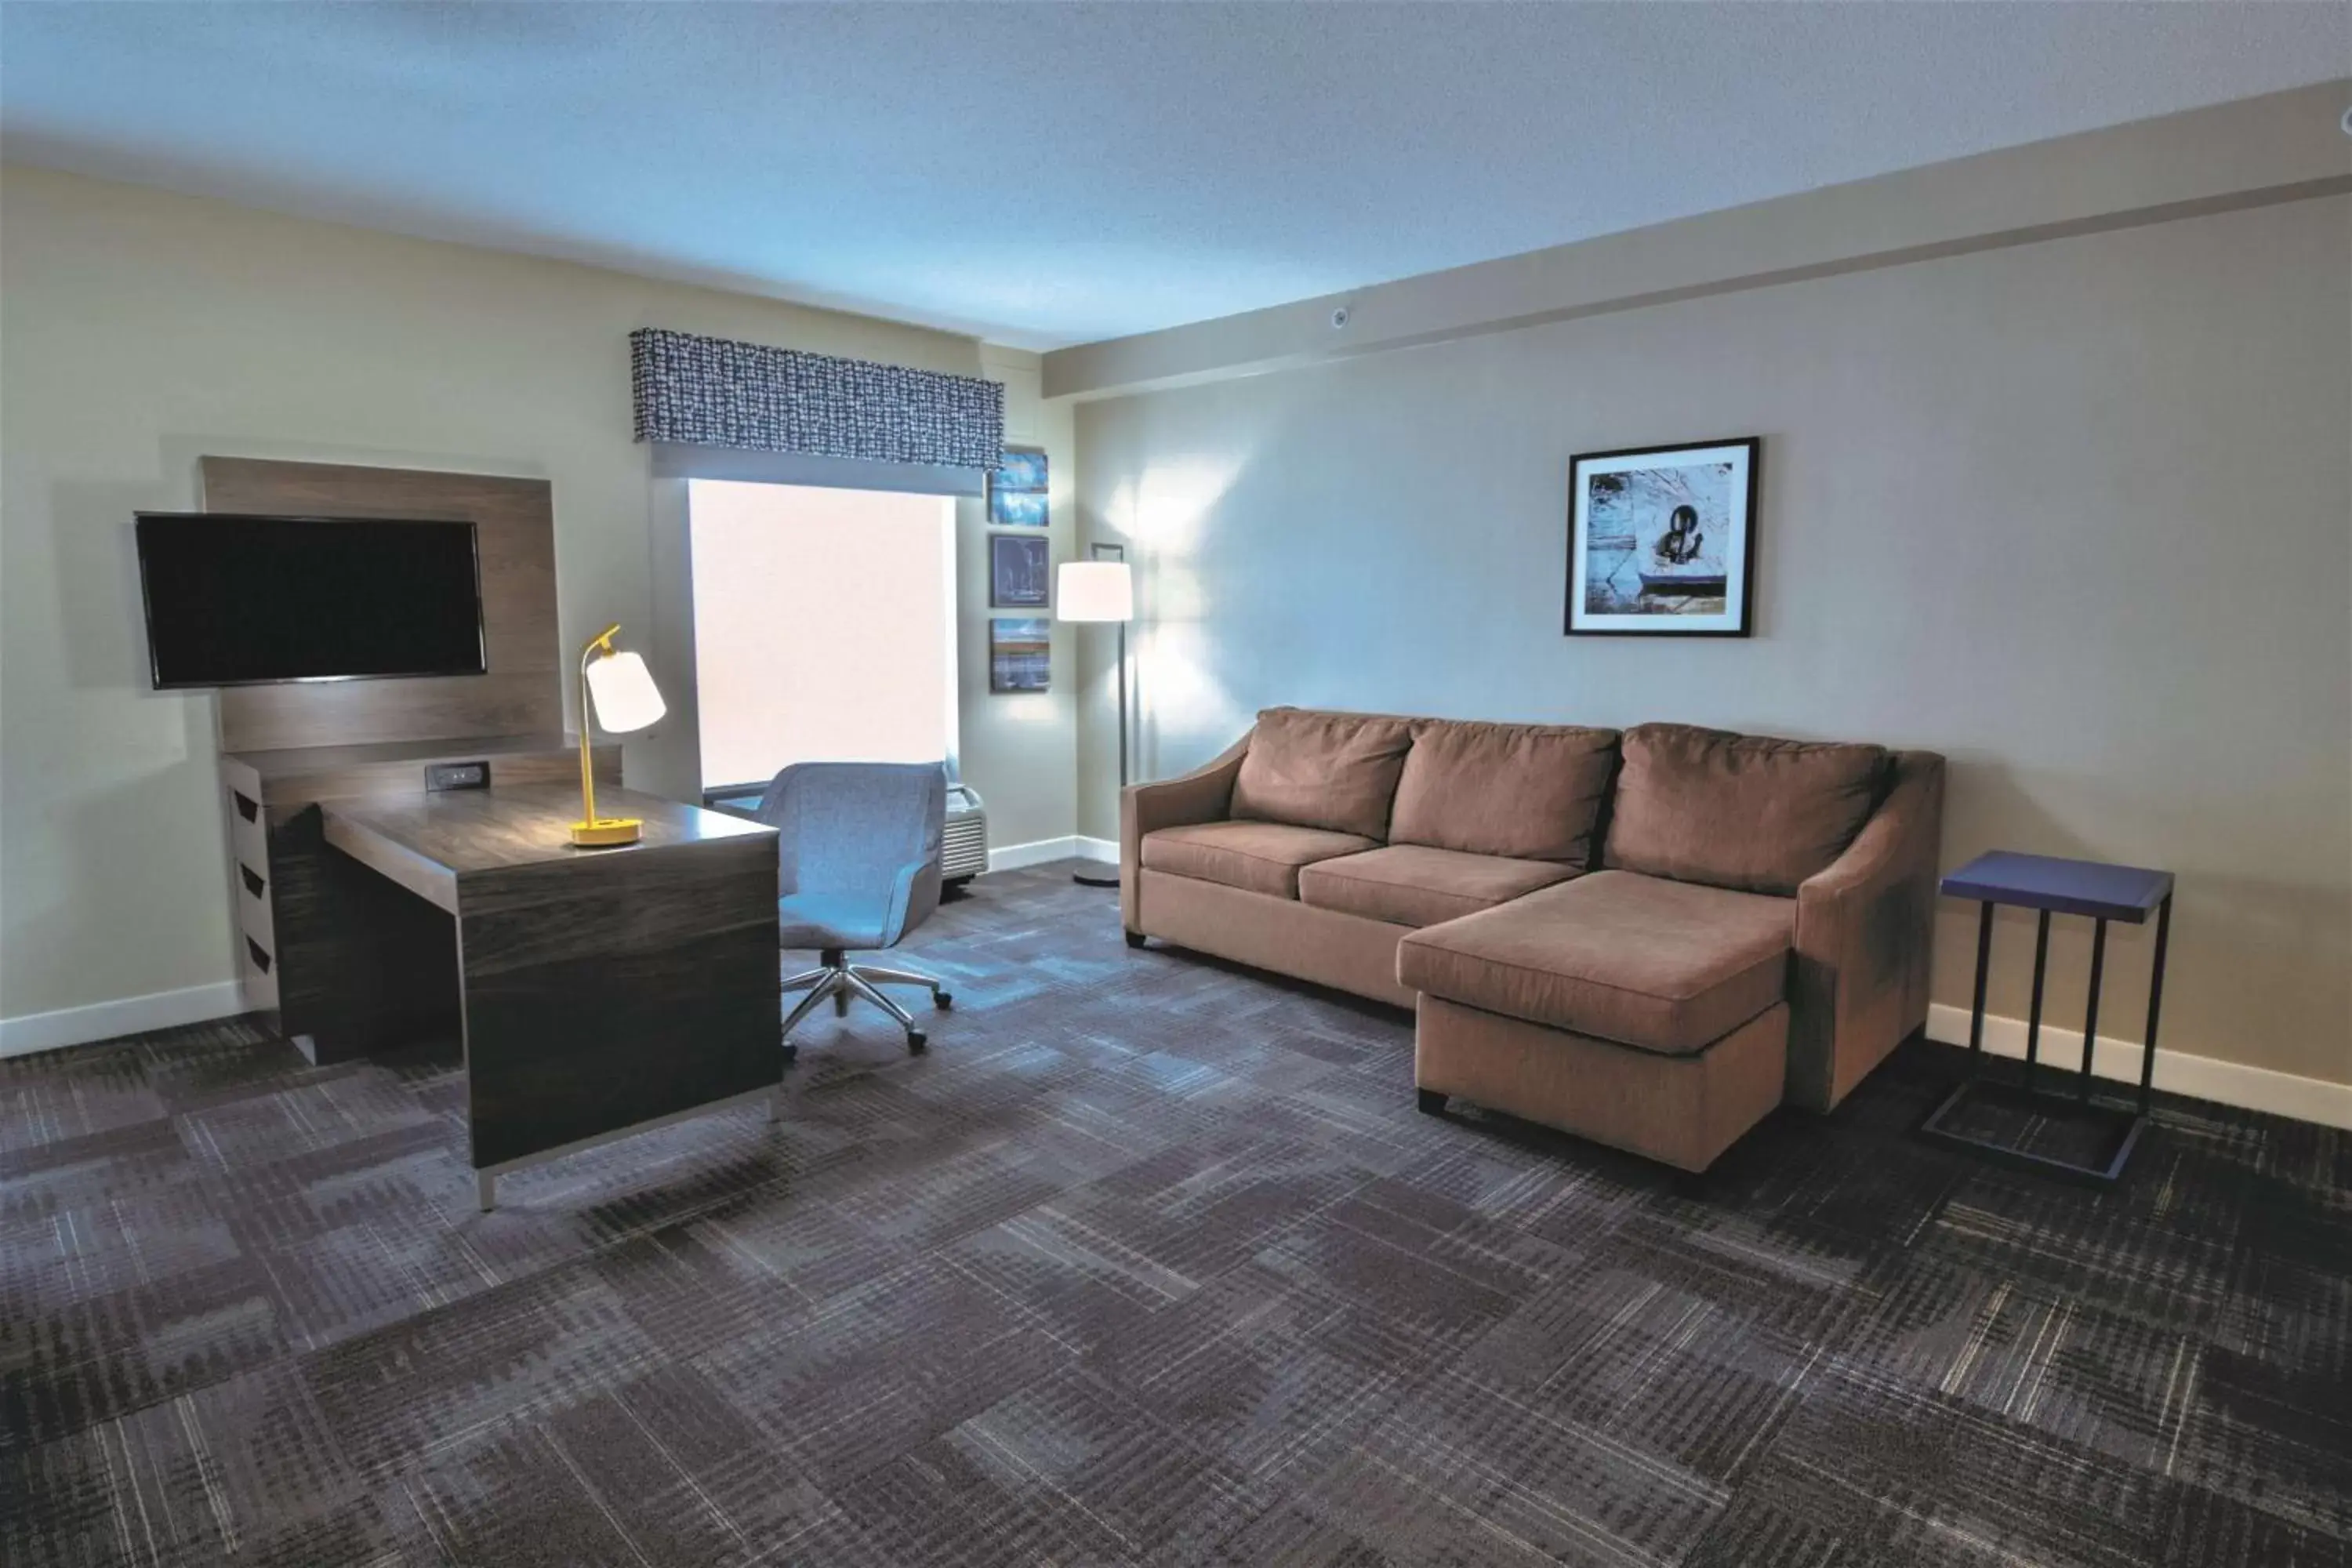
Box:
630;328;1006;468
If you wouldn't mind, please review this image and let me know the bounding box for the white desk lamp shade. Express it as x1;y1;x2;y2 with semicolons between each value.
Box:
583;649;666;733
1056;560;1134;623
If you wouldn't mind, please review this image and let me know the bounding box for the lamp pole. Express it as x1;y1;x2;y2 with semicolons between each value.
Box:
1065;542;1130;889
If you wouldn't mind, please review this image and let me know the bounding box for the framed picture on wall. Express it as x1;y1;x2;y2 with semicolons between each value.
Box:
1565;437;1759;637
989;532;1051;608
989;617;1050;692
989;446;1049;528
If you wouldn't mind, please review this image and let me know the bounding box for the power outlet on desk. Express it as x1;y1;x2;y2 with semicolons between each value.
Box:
426;760;490;793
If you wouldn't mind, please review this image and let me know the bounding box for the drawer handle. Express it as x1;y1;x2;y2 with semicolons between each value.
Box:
233;791;260;823
240;864;266;898
245;937;272;975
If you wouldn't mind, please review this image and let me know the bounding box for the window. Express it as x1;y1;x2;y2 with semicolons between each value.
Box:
687;479;956;793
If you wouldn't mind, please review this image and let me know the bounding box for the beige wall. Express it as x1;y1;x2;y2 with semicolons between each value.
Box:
1076;193;2352;1087
962;347;1078;858
0;165;1076;1029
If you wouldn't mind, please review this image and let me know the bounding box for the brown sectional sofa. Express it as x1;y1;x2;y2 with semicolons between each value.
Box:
1120;708;1944;1171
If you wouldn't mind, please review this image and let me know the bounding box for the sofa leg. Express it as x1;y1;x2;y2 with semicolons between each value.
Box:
1417;1089;1446;1116
1124;930;1145;949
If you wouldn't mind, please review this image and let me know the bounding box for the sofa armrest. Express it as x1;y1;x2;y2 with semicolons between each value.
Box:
1789;751;1945;1112
1120;729;1252;931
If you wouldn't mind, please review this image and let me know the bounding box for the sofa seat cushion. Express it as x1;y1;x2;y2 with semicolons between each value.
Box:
1231;708;1417;840
1398;869;1792;1054
1603;723;1888;895
1388;720;1620;867
1141;820;1378;900
1298;845;1579;929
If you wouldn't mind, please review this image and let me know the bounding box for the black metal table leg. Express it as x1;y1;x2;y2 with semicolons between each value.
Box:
1966;900;1994;1076
2078;919;2107;1103
2139;893;2172;1115
2022;909;2051;1092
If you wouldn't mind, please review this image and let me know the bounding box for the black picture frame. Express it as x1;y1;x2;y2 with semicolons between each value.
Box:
989;532;1051;608
1564;436;1760;638
989;617;1050;693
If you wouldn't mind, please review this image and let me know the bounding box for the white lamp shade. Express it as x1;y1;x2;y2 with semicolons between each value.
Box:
583;648;667;733
1056;560;1134;623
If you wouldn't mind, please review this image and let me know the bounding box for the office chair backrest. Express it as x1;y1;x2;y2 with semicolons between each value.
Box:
755;760;947;897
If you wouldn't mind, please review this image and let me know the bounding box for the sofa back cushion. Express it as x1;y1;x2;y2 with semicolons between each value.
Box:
1603;723;1888;895
1231;708;1416;840
1388;720;1620;867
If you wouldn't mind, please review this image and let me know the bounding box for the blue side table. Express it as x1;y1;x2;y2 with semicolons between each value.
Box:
1918;850;2175;1184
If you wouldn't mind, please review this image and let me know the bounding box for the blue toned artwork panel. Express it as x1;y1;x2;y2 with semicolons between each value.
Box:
989;617;1050;692
989;488;1049;528
990;533;1051;608
993;448;1049;492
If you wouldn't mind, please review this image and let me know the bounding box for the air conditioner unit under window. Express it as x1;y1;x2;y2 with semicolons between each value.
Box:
942;783;988;884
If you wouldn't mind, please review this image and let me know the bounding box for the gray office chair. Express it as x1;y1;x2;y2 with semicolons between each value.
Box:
756;760;953;1058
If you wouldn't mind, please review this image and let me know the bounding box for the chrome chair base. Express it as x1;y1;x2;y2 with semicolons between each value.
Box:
782;949;951;1058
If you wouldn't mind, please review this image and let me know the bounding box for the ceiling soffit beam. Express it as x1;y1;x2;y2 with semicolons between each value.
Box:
1042;80;2352;403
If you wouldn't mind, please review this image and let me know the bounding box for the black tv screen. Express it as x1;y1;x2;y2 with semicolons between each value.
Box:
136;513;488;688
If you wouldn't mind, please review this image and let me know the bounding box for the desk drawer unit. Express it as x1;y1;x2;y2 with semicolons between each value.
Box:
222;772;281;1025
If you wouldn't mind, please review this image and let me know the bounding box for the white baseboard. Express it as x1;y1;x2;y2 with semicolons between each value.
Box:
985;834;1119;873
1923;1002;2352;1131
0;980;252;1060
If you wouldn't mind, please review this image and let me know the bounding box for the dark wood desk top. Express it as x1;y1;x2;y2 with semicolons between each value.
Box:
1940;850;2174;923
322;785;773;911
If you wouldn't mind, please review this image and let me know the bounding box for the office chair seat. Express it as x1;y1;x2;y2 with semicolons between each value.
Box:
776;891;895;953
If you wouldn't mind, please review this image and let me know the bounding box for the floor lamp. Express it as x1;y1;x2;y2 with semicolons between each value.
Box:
1057;546;1133;889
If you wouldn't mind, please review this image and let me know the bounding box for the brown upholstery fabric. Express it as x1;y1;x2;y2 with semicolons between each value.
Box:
1398;869;1791;1054
1134;868;1416;1008
1230;708;1416;840
1140;821;1377;900
1121;733;1251;933
1388;720;1620;867
1298;845;1577;929
1603;723;1888;895
1415;995;1788;1172
1789;750;1946;1111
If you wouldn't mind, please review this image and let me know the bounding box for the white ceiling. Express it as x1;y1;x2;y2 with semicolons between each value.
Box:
3;3;2345;349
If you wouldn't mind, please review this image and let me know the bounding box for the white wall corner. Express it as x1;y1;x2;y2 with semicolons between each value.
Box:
1922;1003;2352;1131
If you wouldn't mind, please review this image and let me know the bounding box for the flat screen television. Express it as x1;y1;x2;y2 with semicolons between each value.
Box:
135;512;488;688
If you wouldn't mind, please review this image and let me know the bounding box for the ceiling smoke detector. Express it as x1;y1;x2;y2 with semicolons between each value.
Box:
1330;305;1351;330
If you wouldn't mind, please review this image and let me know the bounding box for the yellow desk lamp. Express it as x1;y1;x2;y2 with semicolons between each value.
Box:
572;624;666;847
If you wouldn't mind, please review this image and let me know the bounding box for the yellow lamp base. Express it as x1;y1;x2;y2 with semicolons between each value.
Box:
569;817;643;848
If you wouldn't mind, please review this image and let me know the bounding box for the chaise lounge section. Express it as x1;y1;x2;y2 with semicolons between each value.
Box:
1121;707;1944;1171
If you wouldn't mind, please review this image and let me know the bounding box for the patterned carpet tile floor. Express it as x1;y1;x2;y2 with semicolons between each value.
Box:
2;862;2347;1566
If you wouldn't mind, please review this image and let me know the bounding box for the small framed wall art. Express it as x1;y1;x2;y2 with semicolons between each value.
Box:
989;617;1050;692
989;446;1049;528
989;532;1051;608
1565;437;1759;637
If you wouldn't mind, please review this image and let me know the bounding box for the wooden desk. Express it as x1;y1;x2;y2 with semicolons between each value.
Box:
318;786;779;1209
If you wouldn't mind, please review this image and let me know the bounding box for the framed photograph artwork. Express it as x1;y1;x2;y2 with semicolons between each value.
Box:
989;446;1049;528
1565;437;1759;637
989;617;1050;692
989;532;1051;608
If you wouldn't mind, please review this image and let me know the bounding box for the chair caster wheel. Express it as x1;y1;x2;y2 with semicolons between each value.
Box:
906;1031;927;1053
933;991;953;1011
